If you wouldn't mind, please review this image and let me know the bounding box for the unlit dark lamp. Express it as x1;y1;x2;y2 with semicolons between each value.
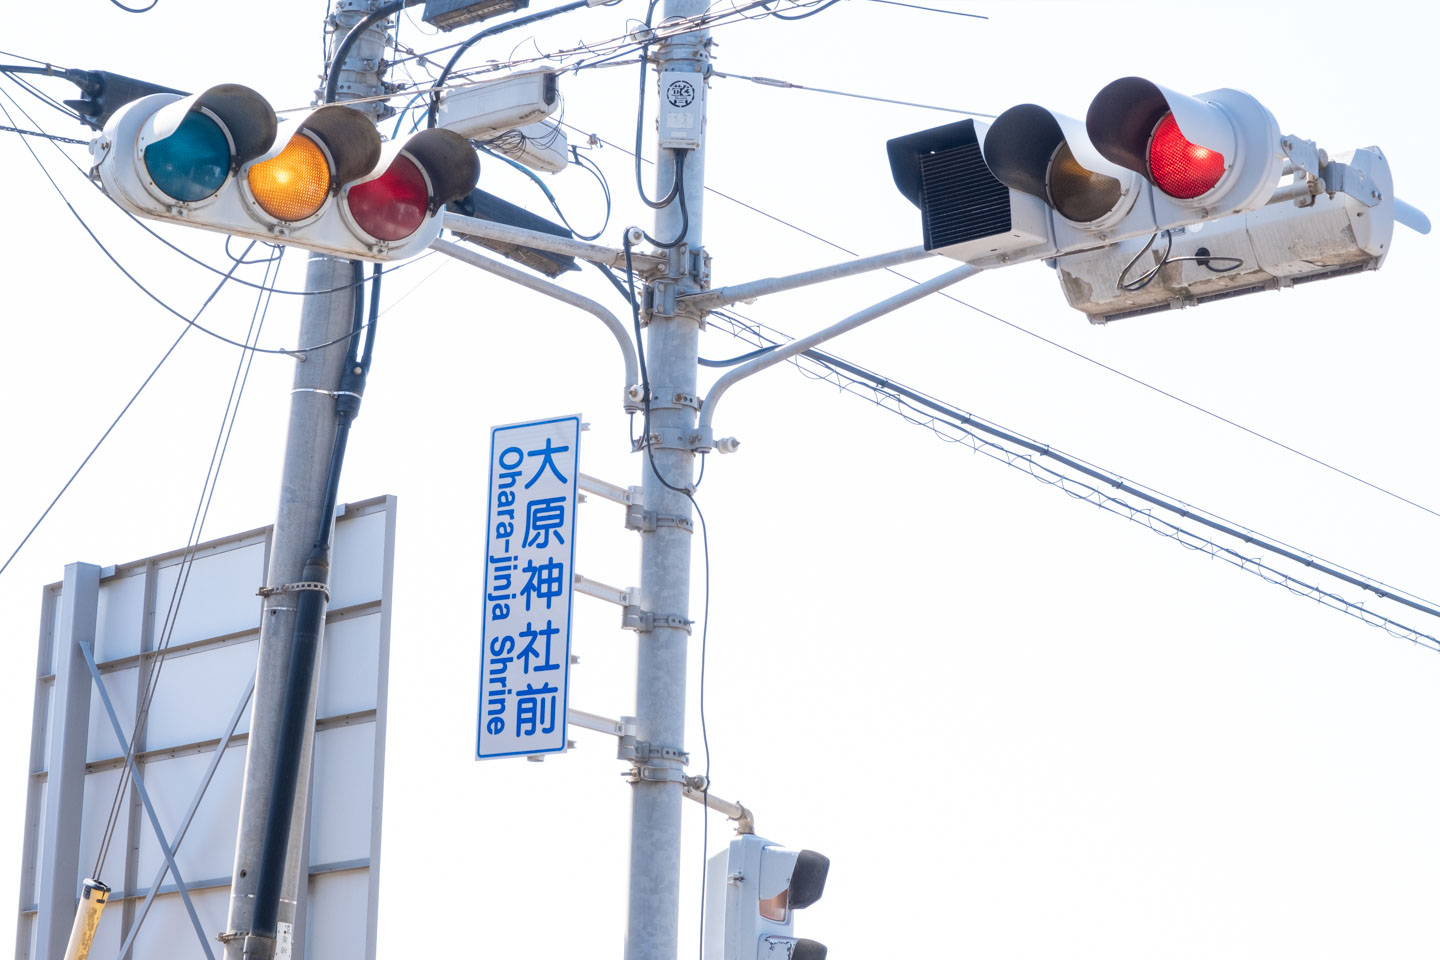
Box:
421;0;530;30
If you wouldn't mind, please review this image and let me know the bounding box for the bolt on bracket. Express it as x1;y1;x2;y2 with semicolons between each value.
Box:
625;505;694;534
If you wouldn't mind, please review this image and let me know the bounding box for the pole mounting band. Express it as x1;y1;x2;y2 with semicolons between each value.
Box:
257;581;330;602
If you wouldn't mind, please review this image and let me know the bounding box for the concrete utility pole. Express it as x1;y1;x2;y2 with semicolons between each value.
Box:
221;4;392;958
625;2;711;959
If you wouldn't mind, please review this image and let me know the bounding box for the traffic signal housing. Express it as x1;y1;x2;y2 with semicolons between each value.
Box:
1086;77;1285;231
888;77;1292;266
1051;144;1400;324
886;118;1055;267
92;84;479;261
704;835;830;960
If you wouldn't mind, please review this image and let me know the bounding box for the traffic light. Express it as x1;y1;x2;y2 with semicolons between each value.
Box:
981;103;1156;254
92;84;479;261
888;77;1290;266
1085;77;1285;231
704;835;830;960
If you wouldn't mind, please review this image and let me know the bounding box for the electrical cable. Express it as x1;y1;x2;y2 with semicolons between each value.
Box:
109;0;159;11
863;0;987;15
705;309;1440;639
0;254;251;581
694;483;711;960
710;69;995;118
1117;231;1242;292
766;0;846;20
94;241;278;881
631;0;683;210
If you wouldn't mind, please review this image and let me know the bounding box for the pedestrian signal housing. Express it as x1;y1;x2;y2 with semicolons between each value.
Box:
93;84;479;261
704;835;829;960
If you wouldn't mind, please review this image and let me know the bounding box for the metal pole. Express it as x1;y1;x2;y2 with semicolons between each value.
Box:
223;5;391;957
625;2;710;958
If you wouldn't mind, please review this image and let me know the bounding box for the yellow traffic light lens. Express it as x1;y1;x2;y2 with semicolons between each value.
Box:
1047;141;1123;224
247;133;331;221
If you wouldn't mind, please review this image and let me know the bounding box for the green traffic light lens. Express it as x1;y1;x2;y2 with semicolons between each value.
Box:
143;110;231;202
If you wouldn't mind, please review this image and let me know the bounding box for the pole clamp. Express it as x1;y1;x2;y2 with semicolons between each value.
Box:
257;581;330;602
618;738;690;772
633;426;707;453
622;605;693;634
643;387;701;412
625;505;694;534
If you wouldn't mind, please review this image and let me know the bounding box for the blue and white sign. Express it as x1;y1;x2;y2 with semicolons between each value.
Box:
476;415;581;759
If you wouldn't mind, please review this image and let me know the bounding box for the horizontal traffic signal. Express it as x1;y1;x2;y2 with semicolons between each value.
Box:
93;84;479;261
889;77;1293;266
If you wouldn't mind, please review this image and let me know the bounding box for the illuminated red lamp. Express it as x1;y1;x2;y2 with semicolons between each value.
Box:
346;155;431;242
1147;112;1225;200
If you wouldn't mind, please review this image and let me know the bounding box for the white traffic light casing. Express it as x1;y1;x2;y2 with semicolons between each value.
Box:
1086;78;1285;232
887;118;1055;267
93;83;479;261
1051;145;1397;324
704;836;829;960
982;104;1156;254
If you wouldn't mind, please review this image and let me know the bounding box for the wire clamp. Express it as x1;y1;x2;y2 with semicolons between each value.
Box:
257;581;330;602
625;505;694;534
622;604;693;634
618;739;690;773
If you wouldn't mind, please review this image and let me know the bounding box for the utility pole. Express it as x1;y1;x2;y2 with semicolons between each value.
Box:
221;4;393;958
625;2;711;959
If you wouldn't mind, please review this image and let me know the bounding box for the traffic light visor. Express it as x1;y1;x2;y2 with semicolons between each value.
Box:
983;104;1131;226
1087;77;1237;195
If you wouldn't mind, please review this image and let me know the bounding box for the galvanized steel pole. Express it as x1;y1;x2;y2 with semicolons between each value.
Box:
222;4;392;957
625;2;710;959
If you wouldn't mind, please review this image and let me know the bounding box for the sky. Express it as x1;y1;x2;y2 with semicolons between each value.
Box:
2;1;1439;957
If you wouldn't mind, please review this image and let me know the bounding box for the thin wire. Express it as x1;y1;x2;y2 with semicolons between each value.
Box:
767;0;846;20
110;0;160;11
694;484;711;960
706;311;1440;634
95;242;276;878
0;250;251;583
863;0;987;15
0;123;86;144
710;70;995;118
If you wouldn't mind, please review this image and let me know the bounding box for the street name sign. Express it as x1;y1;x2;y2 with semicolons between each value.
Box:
476;415;581;759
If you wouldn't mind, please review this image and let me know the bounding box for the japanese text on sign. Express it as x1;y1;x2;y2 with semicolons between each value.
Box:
476;415;580;759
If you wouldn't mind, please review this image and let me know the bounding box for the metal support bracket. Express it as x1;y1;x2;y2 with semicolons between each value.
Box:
643;387;701;413
632;426;707;454
1320;157;1382;208
645;280;679;323
257;580;330;602
618;737;690;768
625;505;695;534
622;605;694;634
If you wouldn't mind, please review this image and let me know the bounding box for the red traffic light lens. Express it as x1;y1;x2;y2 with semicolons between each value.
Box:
1147;112;1224;199
346;155;430;242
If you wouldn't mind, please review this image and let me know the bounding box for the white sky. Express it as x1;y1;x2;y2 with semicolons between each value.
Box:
2;1;1438;957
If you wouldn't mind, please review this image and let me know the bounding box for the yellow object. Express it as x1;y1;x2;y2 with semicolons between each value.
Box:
62;878;110;960
248;133;331;221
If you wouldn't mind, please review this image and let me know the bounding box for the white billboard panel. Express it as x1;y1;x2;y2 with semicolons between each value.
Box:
15;496;396;960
